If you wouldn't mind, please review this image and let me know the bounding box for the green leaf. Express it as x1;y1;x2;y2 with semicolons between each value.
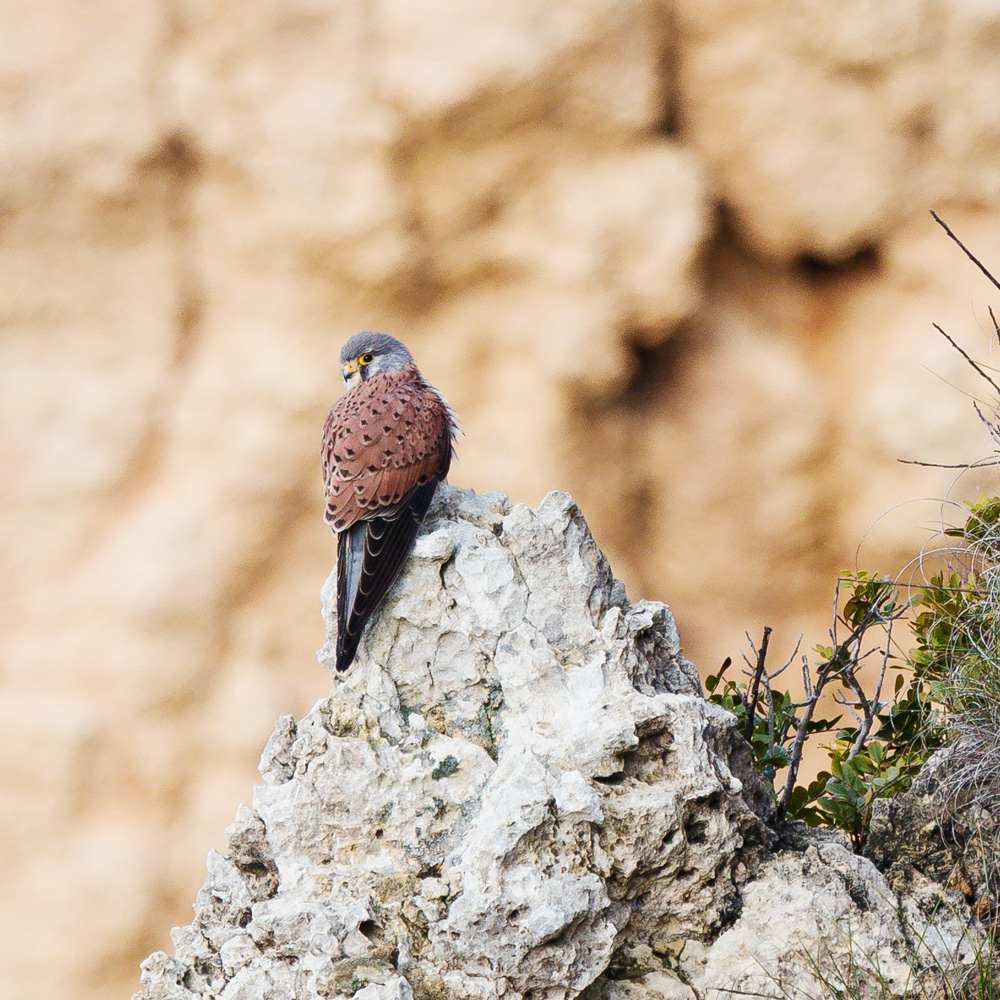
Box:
852;755;876;775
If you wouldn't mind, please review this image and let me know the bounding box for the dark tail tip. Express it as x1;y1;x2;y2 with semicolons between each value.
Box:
335;636;361;673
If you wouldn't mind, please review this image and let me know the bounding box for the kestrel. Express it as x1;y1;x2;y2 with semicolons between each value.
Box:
321;332;457;673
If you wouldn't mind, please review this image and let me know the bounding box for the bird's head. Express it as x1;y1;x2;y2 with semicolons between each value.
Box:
340;332;415;388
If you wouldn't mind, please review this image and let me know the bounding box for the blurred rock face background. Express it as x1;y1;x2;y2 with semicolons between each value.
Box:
3;1;1000;996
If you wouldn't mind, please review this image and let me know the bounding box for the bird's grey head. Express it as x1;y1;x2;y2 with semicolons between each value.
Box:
340;331;415;387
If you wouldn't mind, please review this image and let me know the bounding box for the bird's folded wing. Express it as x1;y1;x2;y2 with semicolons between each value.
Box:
323;369;450;531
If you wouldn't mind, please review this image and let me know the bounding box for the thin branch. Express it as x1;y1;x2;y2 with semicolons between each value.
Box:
743;625;772;744
770;634;802;683
833;691;865;728
766;658;791;682
761;668;776;751
932;322;1000;397
852;642;886;665
973;400;1000;450
778;670;832;818
898;456;1000;469
831;577;841;647
777;591;904;818
840;672;875;761
740;631;756;674
930;209;1000;295
869;621;894;710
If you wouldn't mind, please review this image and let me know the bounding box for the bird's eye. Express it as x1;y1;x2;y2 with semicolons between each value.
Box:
359;352;374;365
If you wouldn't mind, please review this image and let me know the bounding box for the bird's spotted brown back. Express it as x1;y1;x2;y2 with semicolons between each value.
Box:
322;366;452;531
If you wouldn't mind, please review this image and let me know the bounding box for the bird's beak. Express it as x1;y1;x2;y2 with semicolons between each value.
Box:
343;361;357;380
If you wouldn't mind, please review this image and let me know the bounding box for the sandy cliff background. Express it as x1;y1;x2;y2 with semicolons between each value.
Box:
3;1;1000;997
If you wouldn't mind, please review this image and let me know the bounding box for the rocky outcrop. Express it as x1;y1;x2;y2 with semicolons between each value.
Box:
866;747;1000;931
134;488;979;1000
682;827;979;1000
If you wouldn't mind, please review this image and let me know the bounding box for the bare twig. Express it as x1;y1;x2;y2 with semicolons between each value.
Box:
898;457;1000;469
833;691;865;722
930;209;1000;295
869;623;895;720
776;588;906;819
761;668;776;750
973;400;1000;452
838;668;874;756
771;634;802;683
831;578;841;648
743;625;772;744
932;323;1000;397
740;631;757;674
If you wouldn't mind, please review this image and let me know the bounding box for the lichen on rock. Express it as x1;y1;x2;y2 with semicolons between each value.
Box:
133;487;978;1000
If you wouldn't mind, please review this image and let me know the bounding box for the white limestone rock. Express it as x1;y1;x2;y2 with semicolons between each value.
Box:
133;486;976;1000
679;832;979;1000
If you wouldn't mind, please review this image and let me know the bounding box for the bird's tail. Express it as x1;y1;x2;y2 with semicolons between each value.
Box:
335;521;366;672
333;480;440;673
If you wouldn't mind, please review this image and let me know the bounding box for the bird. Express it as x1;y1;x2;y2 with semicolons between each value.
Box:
321;332;457;673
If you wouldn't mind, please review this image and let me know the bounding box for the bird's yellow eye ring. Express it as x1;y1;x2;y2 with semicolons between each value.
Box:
359;352;374;365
